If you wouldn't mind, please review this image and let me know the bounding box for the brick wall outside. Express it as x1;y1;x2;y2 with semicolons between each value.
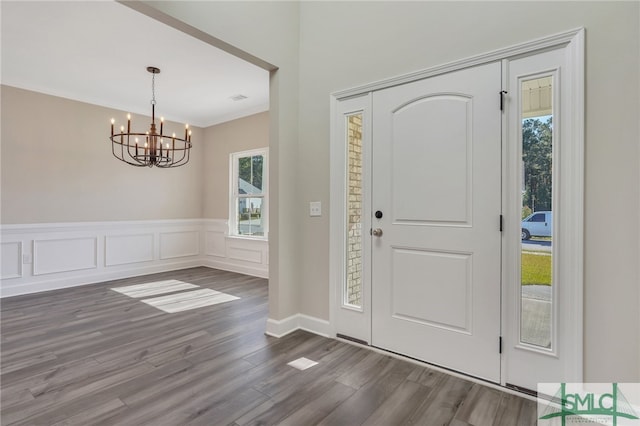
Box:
346;114;362;306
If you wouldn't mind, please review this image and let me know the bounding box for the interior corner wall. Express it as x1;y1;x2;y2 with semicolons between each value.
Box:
295;1;639;382
203;111;269;220
1;85;204;224
145;0;301;322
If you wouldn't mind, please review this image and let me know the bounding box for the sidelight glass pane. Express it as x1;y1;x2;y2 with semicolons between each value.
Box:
237;197;263;236
345;114;363;308
520;76;553;348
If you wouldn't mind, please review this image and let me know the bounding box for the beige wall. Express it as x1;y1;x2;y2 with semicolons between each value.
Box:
202;111;269;219
1;85;204;223
150;1;640;382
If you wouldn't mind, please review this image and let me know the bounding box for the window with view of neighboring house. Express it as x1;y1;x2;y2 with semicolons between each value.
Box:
229;149;268;238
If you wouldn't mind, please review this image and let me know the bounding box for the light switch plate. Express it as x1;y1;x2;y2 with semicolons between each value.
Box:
309;201;321;217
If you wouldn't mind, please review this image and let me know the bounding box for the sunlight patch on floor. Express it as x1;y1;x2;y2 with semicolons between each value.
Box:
111;280;240;313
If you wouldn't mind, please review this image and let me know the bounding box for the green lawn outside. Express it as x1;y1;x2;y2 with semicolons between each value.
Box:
521;252;552;286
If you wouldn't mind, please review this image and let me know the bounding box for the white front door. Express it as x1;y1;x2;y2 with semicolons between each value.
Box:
371;62;503;382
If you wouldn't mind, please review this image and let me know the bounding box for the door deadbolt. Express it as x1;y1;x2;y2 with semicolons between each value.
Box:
375;210;383;219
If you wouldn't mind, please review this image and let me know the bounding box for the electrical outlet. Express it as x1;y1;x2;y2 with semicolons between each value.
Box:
309;201;322;217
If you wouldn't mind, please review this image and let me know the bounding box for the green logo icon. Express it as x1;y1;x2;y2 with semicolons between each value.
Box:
539;383;639;426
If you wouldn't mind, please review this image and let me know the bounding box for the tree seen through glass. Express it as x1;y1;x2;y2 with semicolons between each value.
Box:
238;155;263;194
522;116;552;215
520;76;553;349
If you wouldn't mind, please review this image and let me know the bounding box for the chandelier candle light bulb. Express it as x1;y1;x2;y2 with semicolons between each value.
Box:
108;66;192;168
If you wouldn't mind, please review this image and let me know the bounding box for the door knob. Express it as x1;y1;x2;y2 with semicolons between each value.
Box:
371;228;383;237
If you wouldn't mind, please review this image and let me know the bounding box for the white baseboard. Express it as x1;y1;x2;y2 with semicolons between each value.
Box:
265;315;300;338
202;258;268;279
266;314;331;338
1;260;202;298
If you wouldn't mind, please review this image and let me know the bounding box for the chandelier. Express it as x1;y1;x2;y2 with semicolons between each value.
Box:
109;67;192;168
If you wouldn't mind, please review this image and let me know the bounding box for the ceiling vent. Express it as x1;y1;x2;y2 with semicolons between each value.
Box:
230;94;248;102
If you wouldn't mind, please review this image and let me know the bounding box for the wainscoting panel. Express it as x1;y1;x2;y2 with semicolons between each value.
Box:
228;246;262;264
1;241;22;279
33;237;98;276
159;231;199;260
0;219;269;297
205;231;226;258
105;233;154;266
202;219;268;279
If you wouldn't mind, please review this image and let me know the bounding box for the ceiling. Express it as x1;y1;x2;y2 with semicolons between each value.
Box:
1;1;270;128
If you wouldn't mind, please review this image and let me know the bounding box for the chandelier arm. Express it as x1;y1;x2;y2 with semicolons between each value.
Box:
110;142;149;167
110;134;150;166
120;133;125;163
184;142;191;165
111;137;119;160
126;139;139;163
171;147;182;165
173;142;189;165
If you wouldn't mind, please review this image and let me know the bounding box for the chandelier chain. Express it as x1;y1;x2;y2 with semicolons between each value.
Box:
151;72;156;105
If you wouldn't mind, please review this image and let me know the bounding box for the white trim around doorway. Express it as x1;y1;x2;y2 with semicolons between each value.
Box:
329;27;584;389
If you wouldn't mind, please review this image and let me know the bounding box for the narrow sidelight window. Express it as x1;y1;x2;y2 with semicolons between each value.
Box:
345;114;363;308
520;76;553;348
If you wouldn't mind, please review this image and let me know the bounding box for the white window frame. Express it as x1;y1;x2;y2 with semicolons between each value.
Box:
229;148;269;239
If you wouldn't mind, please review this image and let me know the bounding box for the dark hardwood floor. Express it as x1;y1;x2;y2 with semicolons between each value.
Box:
1;267;537;425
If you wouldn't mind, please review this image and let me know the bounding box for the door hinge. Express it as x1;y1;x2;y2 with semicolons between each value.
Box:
499;214;503;232
499;336;503;354
500;90;508;111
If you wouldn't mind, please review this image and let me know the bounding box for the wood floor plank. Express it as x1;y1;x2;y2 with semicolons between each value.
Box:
453;383;503;424
182;387;271;426
2;361;156;425
1;266;537;426
360;379;430;426
403;374;475;425
276;381;356;426
406;363;446;388
493;393;529;426
336;351;395;389
318;356;418;426
49;398;127;426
